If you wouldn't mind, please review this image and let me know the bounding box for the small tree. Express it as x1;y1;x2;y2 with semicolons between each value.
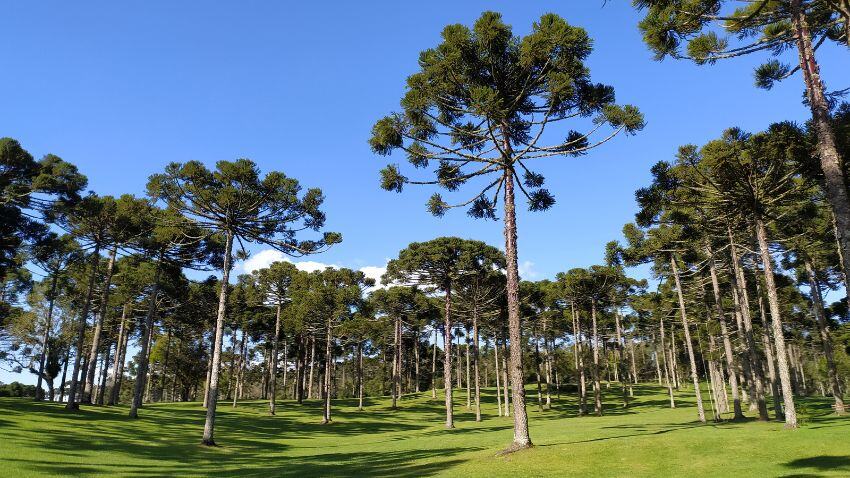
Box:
370;12;643;450
147;159;340;445
383;237;504;428
254;260;301;415
29;233;82;400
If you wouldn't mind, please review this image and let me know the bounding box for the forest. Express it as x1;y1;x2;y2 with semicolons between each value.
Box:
2;1;850;476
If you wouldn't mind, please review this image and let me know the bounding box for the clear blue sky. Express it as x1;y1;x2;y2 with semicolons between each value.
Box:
2;2;844;384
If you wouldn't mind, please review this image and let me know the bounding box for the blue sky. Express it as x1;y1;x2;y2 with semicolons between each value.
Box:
2;2;845;383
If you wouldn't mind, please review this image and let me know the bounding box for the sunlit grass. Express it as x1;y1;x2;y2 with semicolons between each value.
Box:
1;385;848;477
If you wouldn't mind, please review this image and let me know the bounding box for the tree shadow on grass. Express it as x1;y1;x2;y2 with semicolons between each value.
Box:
779;455;850;477
4;445;480;477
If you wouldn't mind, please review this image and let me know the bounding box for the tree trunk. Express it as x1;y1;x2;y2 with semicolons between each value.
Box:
321;317;333;424
659;318;676;408
791;0;850;309
431;327;438;399
96;341;112;405
591;299;602;416
501;340;511;417
442;286;454;428
728;228;769;420
108;303;130;405
535;335;544;412
59;347;70;402
35;273;59;401
574;304;588;415
201;231;233;445
414;328;420;393
502;167;532;449
308;336;316;400
472;306;481;422
495;333;503;417
66;244;101;410
130;262;162;418
803;257;845;414
614;310;628;408
357;341;364;410
465;324;471;410
705;242;743;419
159;328;172;402
85;245;118;404
670;255;705;422
269;302;282;415
754;219;798;428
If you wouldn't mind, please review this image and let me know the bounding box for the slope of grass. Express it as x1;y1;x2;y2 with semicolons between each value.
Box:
1;385;848;477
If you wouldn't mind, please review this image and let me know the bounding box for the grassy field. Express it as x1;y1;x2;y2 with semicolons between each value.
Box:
1;385;848;477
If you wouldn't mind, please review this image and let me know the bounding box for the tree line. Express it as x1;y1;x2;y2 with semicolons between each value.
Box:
2;4;849;452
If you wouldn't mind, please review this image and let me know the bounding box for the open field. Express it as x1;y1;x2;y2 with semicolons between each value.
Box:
1;385;848;477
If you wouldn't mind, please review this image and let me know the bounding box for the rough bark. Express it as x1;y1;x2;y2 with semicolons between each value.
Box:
728;227;769;419
201;231;233;445
443;287;454;428
591;300;602;416
755;219;798;428
108;303;130;405
659;318;676;408
84;246;117;403
66;245;101;410
804;257;845;414
502;167;532;449
268;302;282;414
670;255;705;422
130;264;162;418
35;273;59;401
705;243;743;419
494;333;503;417
791;0;850;310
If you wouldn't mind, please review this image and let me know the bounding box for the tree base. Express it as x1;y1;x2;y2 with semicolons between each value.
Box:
201;439;217;447
496;441;533;456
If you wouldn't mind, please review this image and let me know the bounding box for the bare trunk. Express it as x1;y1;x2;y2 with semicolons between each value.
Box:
472;307;481;422
270;302;282;414
130;262;162;418
35;274;59;401
66;244;101;410
201;231;233;445
705;242;743;419
755;219;798;428
321;317;333;424
443;287;454;428
494;333;503;417
591;300;602;416
431;328;439;399
84;246;117;403
804;257;845;414
108;303;130;405
502;166;531;449
791;0;850;309
659;318;676;408
670;255;705;422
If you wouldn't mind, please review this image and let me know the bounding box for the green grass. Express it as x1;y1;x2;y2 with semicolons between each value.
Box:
1;385;848;477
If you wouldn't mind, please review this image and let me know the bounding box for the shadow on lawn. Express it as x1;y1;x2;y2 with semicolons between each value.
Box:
780;455;850;477
1;398;473;477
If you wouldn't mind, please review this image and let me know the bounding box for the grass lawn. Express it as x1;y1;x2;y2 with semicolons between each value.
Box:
1;385;848;477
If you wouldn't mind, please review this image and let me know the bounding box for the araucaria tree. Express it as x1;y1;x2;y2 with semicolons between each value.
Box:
370;12;643;450
633;0;850;307
383;237;504;429
147;159;340;446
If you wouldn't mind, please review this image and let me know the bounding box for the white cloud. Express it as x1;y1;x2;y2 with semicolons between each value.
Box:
359;264;388;292
239;249;287;275
519;260;539;280
236;249;386;291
